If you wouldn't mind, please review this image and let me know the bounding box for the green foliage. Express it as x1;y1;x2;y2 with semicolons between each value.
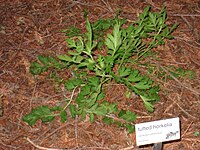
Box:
169;67;195;79
61;26;81;37
147;64;196;80
24;6;178;133
194;131;199;137
102;109;136;133
118;110;136;122
30;55;67;75
92;18;117;49
22;106;66;126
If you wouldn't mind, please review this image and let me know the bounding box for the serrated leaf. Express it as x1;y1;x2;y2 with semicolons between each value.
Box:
100;101;118;114
139;6;150;21
58;55;73;62
108;103;118;113
119;66;131;77
93;106;107;116
88;76;100;86
97;55;105;68
144;86;160;102
85;41;92;53
77;59;91;68
76;37;84;52
127;69;139;77
96;91;105;100
48;57;58;64
69;104;76;118
135;25;144;35
171;23;179;32
103;117;114;125
89;113;95;123
60;110;67;123
66;38;76;48
22;106;55;126
118;110;126;118
80;85;91;96
84;18;97;55
105;34;115;50
144;101;154;112
61;26;80;37
22;113;38;126
143;6;151;17
88;103;98;111
65;80;75;90
149;12;157;25
128;74;143;83
118;110;136;122
30;62;48;75
140;95;154;112
68;51;81;56
50;106;63;111
65;78;83;90
74;78;84;86
161;9;167;24
125;124;135;134
105;23;122;54
38;56;49;65
74;55;84;63
86;18;92;46
134;81;151;90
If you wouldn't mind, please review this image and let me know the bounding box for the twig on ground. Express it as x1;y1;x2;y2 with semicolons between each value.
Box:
182;121;193;137
63;86;77;110
73;0;111;12
101;0;114;13
39;123;69;145
25;137;62;150
82;147;110;150
29;82;37;111
180;16;193;31
172;14;200;17
167;94;196;119
182;138;200;143
155;63;200;95
119;145;135;150
75;116;79;149
0;141;19;149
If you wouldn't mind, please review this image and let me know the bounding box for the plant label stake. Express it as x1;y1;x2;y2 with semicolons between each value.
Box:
153;142;162;150
135;117;180;149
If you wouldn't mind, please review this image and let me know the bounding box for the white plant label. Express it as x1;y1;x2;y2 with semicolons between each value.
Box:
135;117;180;146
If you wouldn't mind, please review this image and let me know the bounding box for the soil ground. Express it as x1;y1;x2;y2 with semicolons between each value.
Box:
0;0;200;150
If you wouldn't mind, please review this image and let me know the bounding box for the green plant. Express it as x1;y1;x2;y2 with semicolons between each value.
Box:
194;131;199;137
29;55;68;75
147;64;196;80
168;66;195;79
61;26;81;37
23;6;178;133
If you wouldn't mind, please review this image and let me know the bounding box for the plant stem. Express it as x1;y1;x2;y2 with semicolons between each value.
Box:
63;86;78;111
136;25;163;60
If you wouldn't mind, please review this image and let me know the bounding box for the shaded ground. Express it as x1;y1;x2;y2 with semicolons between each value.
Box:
0;0;200;149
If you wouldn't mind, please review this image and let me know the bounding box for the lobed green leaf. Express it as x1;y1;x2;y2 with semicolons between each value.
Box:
22;106;55;126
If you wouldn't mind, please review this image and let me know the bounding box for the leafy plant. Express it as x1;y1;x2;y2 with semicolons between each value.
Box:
194;131;199;137
23;6;178;133
61;26;81;37
147;64;196;80
22;106;67;126
30;55;67;75
168;66;195;79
